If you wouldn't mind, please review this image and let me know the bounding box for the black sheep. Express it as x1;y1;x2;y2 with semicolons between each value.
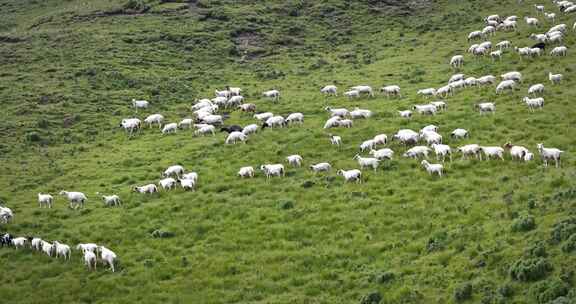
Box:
532;42;546;50
220;125;243;133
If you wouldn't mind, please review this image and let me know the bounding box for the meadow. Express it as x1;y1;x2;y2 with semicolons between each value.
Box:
0;0;576;303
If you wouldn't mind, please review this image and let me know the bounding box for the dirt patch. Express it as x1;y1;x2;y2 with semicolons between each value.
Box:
230;30;267;60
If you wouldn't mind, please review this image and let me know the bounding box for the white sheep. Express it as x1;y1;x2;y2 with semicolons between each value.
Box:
238;103;256;113
238;166;255;178
102;194;121;207
31;238;43;251
528;84;545;96
132;184;158;194
550;46;567;56
369;148;394;160
420;130;442;145
325;107;349;117
201;115;223;125
337;119;353;128
321;85;338;96
195;125;216;136
479;146;505;160
344;90;360;99
11;237;27;249
84;251;97;271
398;110;412;119
309;162;332;173
431;144;452;162
260;164;285;179
535;4;545;13
449;74;465;83
501;71;522;82
490;50;502;61
393;129;419;146
373;134;388;145
537;143;564;167
41;240;54;257
359;139;376;152
549;72;563;84
413;104;437;115
457;144;481;160
254;112;274;121
324;116;342;129
524;152;534;162
421;160;443;176
191;99;213;111
132;99;149;110
263;116;286;129
403;146;431;159
76;243;99;254
482;25;496;36
525;17;540;27
430;101;447;111
337;169;362;183
351;85;374;97
496;40;512;49
242;124;259;135
504;143;530;161
181;172;198;183
350;108;372;119
476;102;495;115
286;113;304;125
53;241;71;260
329;134;342;147
215;89;231;98
523;97;544;111
159;178;178;191
225;131;248;144
286;155;303;167
161;123;178;135
120;118;141;136
450;55;464;68
179;178;196;191
496;80;516;94
478;75;496;85
353;154;380;171
59;191;87;209
417;88;436;98
163;165;185;178
381;85;401;98
451;128;469;139
0;206;12;224
262;89;280;102
435;85;453;97
468;30;484;41
178;118;194;129
99;246;117;272
144;114;164;129
38;193;53;208
226;96;244;108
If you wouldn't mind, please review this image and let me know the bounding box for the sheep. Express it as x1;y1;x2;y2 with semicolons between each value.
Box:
528;84;545;96
163;165;185;178
309;163;331;173
369;148;394;160
321;85;338;96
417;88;436;98
478;75;496;85
0;206;12;224
178;118;193;129
451;128;469;139
530;33;548;43
430;101;447;111
421;125;439;133
350;108;372;119
448;79;466;91
161;123;178;135
329;134;342;147
193;123;212;130
215;89;231;98
420;130;443;145
421;160;443;176
482;25;496;36
220;125;243;134
479;41;492;50
37;193;53;208
550;46;567;56
226;96;244;108
181;172;198;183
337;119;353;128
53;241;71;260
485;14;500;22
99;246;117;272
537;143;564;167
262;90;280;102
260;164;285;179
325;107;349;118
242;124;259;135
549;24;567;33
262;116;286;129
351;85;374;97
525;17;540;27
413;104;437;115
504;15;517;22
479;146;505;160
179;178;196;191
393;129;419;146
468;44;480;53
498;20;517;31
450;55;464;68
59;191;87;209
524;152;534;162
496;80;517;94
40;240;53;256
120;118;141;136
548;33;563;44
381;85;401;98
516;46;533;58
191;99;213;111
431;144;452;162
195;125;216;136
457;144;481;160
238;166;255;178
535;4;545;14
353;154;380;171
476;102;496;114
201;114;223;125
286;155;303;167
565;5;576;13
344;90;360;99
324;116;342;129
238;103;256;113
373;134;388;145
132;184;158;194
84;251;97;271
11;237;27;249
159;178;178;191
435;85;453;97
76;243;98;254
504;143;530;161
523;97;544;111
398;110;412;119
501;71;522;82
490;50;502;61
1;233;12;247
496;40;512;49
225;131;248;144
337;169;362;183
472;46;488;57
359;139;376;152
403;146;431;159
449;74;465;83
549;72;563;84
101;195;121;207
254;112;274;121
31;237;43;251
286;113;304;125
468;31;484;41
227;86;242;96
132;99;149;110
144;114;164;129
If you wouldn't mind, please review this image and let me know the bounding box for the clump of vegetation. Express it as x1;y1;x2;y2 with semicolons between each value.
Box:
278;200;294;210
560;234;576;253
25;131;41;142
122;0;151;13
426;231;447;252
524;241;548;258
529;279;569;304
151;230;175;238
511;214;536;232
370;271;396;284
360;291;382;304
454;282;473;302
550;217;576;244
509;258;552;282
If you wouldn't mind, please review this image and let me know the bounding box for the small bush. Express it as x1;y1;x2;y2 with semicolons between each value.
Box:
25;131;41;142
360;291;382;304
550;218;576;244
509;258;552;281
511;214;536;232
529;279;569;304
561;234;576;253
454;282;473;302
278;200;294;210
525;241;548;258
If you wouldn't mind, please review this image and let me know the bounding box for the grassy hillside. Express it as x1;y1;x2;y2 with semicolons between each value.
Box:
1;0;576;303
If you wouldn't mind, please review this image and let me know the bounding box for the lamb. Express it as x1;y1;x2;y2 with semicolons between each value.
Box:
11;237;27;249
144;114;164;129
523;97;544;111
321;85;338;96
179;178;196;191
490;50;502;61
353;154;380;171
550;46;567;56
381;85;401;98
451;128;469;139
421;160;443;176
76;243;99;254
403;146;431;159
373;134;388;145
359;139;376;152
59;191;87;209
132;99;149;110
286;155;303;167
41;240;53;257
398;110;412;119
501;71;522;82
163;165;185;178
369;148;394;160
329;134;342;147
262;116;286;129
324;116;342;129
238;103;256;113
225;131;248;144
158;178;178;191
84;251;97;271
38;193;53;208
132;184;158;194
325;107;349;117
99;246;118;272
476;102;496;114
504;143;530;161
195;125;216;136
457;144;482;160
242;124;259;135
286;113;304;125
417;88;436;98
53;241;71;260
337;169;362;183
262;90;280;102
101;194;121;207
350;108;372;119
351;85;374;97
260;164;285;179
309;163;332;173
496;80;517;94
337;119;353;128
178;118;194;129
238;166;255;178
549;72;563;84
254;112;274;121
537;143;564;167
528;84;545;95
413;104;437;115
344;90;360;99
479;146;505;160
450;55;464;68
161;123;178;135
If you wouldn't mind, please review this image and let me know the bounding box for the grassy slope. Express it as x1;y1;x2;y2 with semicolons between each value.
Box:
0;0;575;303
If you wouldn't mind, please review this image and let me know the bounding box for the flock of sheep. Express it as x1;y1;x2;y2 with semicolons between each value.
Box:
1;0;573;273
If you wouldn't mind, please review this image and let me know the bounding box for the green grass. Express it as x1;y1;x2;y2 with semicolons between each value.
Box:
1;0;576;303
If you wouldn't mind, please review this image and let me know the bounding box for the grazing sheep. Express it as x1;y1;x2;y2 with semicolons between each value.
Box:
449;74;465;83
450;55;464;68
430;101;447;111
181;172;198;183
309;163;331;173
420;130;442;145
178;118;194;129
528;84;545;96
163;165;185;178
59;191;87;209
421;125;439;133
476;102;496;115
435;85;453;97
242;124;259;135
403;146;431;159
324;116;342;129
11;237;27;249
76;243;98;254
161;123;178;135
496;40;512;49
0;206;12;224
158;178;177;191
225;131;248;144
504;143;530;161
286;155;303;167
482;25;496;36
501;71;522;82
373;134;388;145
286;113;304;125
451;128;469;139
179;178;196;191
195;125;216;136
496;80;517;94
120;118;141;136
344;90;360;99
421;160;443;176
478;75;496;85
101;195;121;207
132;184;158;194
201;114;223;125
537;143;564;167
351;85;374;97
398;110;412;119
321;85;338;96
325;107;349;118
490;50;502;61
260;164;285;179
144;114;164;129
549;72;563;84
41;240;53;257
417;88;436;98
413;104;437;115
525;17;540;27
329;134;342;147
457;144;481;160
369;148;394;160
479;146;505;160
524;152;534;162
523;97;544;111
393;129;419;146
262;116;286;129
337;169;362;183
84;251;97;271
550;46;567;56
350;108;372;119
99;246;117;272
238;103;256;113
38;193;53;208
31;238;43;251
132;99;149;110
381;85;401;98
359;139;376;152
262;90;280;102
468;30;484;41
53;241;71;260
535;4;545;14
254;112;274;121
238;166;255;178
215;89;231;98
353;154;380;171
337;119;353;128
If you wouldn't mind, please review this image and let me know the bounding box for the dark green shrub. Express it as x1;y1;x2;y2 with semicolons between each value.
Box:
525;241;548;258
550;218;576;244
529;279;569;304
509;258;552;281
454;282;473;302
561;234;576;253
25;131;41;142
512;214;536;232
278;200;294;210
360;291;382;304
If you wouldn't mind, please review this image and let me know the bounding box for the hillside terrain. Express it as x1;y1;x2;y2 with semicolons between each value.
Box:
1;0;576;303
